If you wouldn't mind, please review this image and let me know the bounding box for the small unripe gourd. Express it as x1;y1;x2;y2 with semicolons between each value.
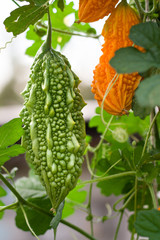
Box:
20;16;86;210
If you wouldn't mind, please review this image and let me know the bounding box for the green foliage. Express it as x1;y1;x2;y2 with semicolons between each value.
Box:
0;201;5;220
62;181;87;219
132;97;151;119
0;118;23;148
57;0;65;11
135;210;160;240
26;1;96;56
135;74;160;108
0;186;7;219
1;1;160;240
15;197;52;235
110;22;160;73
15;171;87;220
4;1;48;36
50;201;65;229
25;25;44;57
89;107;149;140
0;145;25;166
0;118;25;166
15;175;47;199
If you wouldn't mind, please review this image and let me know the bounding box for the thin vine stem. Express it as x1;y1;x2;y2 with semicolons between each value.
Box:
113;187;136;212
0;172;97;240
20;203;40;240
148;183;158;209
150;109;159;208
134;0;157;20
131;176;138;240
87;175;94;236
88;115;114;154
141;110;160;158
54;229;57;240
114;211;124;240
101;74;119;125
0;202;18;212
0;37;16;53
11;0;20;7
60;220;97;240
0;173;26;204
37;22;100;39
86;154;122;178
79;171;136;186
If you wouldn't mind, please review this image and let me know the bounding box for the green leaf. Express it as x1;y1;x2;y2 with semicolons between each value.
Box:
110;47;157;73
135;74;160;108
0;145;25;166
32;0;48;5
132;96;151;119
126;185;152;211
0;118;23;148
110;150;122;165
15;197;52;235
4;2;48;36
89;107;149;138
15;175;46;199
62;182;87;219
57;0;65;11
50;201;65;229
97;176;133;197
25;25;44;56
110;22;160;73
0;186;7;197
26;2;96;56
140;163;158;183
128;214;135;233
0;201;5;220
129;22;160;50
96;158;110;173
135;209;160;240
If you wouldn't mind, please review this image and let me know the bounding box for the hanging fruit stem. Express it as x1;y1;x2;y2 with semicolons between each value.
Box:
42;8;52;52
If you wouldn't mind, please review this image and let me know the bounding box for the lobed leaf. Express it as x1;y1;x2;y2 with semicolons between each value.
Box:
135;210;160;240
0;118;23;148
4;1;48;36
15;197;52;235
135;74;160;108
129;22;160;50
15;175;46;199
0;145;25;166
110;22;160;74
57;0;65;11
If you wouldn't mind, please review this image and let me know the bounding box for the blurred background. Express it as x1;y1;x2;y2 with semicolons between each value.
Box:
0;1;131;239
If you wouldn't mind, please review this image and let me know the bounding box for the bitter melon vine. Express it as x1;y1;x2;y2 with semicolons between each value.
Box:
20;13;86;211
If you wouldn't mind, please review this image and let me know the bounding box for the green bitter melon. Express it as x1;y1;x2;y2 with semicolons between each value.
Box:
20;14;86;211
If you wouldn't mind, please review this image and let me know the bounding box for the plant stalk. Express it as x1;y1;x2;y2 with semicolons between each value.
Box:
87;175;94;236
148;183;158;209
37;22;100;39
141;110;159;158
0;172;97;240
11;0;20;7
79;171;136;185
114;211;124;240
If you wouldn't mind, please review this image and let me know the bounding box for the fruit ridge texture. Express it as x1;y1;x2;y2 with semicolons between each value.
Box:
20;47;86;210
92;1;142;116
78;0;119;23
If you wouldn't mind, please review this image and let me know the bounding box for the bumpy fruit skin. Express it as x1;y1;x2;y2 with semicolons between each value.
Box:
92;1;142;116
78;0;119;23
20;48;86;210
